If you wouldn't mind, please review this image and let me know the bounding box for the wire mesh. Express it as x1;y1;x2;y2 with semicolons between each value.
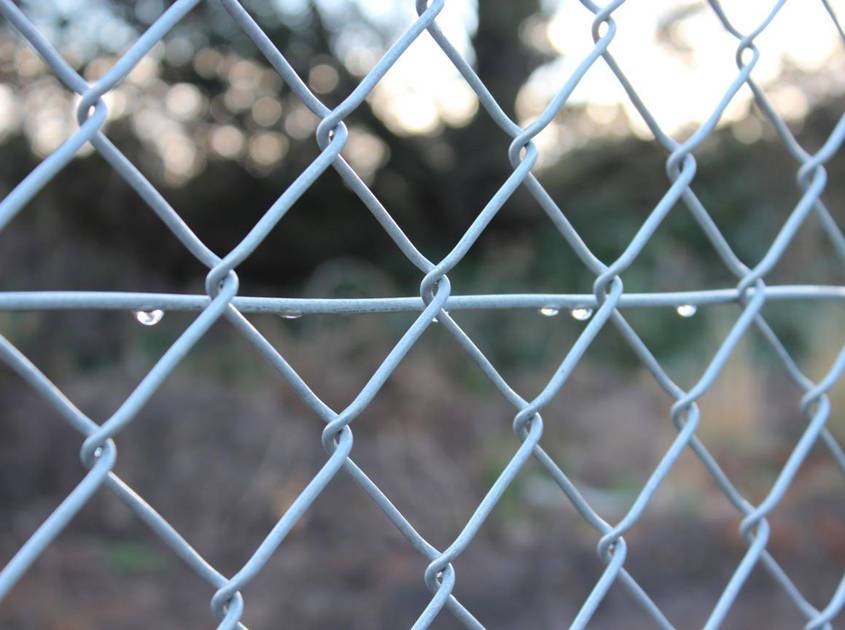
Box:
0;0;844;628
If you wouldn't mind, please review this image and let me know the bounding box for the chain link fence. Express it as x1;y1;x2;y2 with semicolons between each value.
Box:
0;0;844;628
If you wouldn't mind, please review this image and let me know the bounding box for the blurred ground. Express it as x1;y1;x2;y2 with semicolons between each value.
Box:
0;295;843;628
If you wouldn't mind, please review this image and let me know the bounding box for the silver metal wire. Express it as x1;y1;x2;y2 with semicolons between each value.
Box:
0;0;844;628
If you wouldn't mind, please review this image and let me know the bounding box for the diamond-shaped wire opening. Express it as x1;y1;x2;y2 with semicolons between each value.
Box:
597;450;756;627
698;3;845;261
406;311;674;625
0;0;202;223
681;108;845;273
0;331;229;616
181;304;492;628
1;496;217;629
246;309;420;410
697;333;845;586
763;215;845;287
207;4;457;309
638;328;845;625
237;474;444;628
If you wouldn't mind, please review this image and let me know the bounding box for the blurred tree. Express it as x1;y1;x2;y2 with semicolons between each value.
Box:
0;0;842;298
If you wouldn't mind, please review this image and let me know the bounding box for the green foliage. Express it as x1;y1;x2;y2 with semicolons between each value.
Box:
104;541;172;575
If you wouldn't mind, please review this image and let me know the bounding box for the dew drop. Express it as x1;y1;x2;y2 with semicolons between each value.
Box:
134;309;164;326
570;306;593;321
280;310;303;320
538;306;560;317
676;304;697;318
94;447;103;457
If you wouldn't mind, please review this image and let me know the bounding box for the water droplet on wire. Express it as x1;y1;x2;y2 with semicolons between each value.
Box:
570;307;593;321
134;309;164;326
280;311;303;320
538;306;560;317
676;304;697;318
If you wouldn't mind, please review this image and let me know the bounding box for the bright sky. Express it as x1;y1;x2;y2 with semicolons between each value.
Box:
2;0;844;183
354;0;845;142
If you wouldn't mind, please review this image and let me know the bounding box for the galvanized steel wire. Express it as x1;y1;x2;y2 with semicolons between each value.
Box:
0;0;844;628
